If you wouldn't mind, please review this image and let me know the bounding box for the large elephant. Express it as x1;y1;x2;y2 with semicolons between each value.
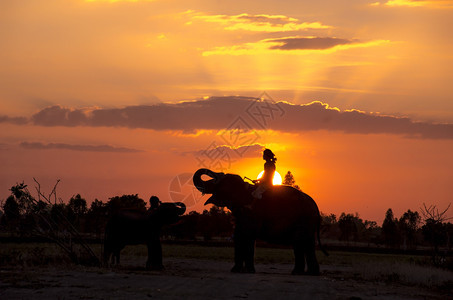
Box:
193;168;327;275
104;202;186;270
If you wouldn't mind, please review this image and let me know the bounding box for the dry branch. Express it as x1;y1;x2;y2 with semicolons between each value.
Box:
22;179;100;265
421;203;452;223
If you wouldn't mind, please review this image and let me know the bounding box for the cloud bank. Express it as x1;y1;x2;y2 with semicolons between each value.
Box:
20;142;143;153
190;12;331;32
202;37;389;56
0;115;28;125
267;37;356;50
382;0;453;8
4;97;453;139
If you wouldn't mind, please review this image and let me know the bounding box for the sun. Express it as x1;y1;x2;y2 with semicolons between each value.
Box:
257;171;283;185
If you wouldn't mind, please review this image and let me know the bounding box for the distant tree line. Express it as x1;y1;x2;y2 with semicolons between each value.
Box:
283;171;453;253
0;182;234;242
1;181;452;254
320;208;453;251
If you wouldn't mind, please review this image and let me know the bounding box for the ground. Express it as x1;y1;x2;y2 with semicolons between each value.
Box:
0;257;449;300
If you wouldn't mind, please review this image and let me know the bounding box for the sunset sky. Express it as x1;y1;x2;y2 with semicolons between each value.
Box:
1;0;452;223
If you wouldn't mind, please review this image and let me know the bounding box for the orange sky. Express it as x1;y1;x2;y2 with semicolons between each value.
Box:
1;0;453;223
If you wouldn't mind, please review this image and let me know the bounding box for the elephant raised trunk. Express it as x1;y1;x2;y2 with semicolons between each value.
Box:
192;168;223;194
173;202;186;215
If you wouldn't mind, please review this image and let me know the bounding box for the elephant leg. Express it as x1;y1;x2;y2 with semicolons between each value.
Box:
292;242;306;275
103;245;111;267
232;235;255;273
110;252;114;265
243;239;256;273
146;237;164;270
231;239;245;273
112;249;120;265
305;236;320;276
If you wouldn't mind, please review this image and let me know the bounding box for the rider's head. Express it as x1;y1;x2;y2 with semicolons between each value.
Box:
149;196;161;209
263;149;276;162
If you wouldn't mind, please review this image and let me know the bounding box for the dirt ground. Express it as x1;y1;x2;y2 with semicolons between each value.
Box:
1;257;450;300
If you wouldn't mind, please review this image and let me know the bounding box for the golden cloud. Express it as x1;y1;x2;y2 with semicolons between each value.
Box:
191;12;332;32
84;0;156;3
202;37;390;56
382;0;453;8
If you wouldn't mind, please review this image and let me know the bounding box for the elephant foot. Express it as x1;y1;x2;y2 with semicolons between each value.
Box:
231;265;243;273
231;265;255;273
244;266;255;274
291;268;305;275
292;268;320;276
306;269;320;276
147;264;165;271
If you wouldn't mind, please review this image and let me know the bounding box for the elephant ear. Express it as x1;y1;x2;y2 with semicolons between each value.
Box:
204;195;219;206
204;194;231;208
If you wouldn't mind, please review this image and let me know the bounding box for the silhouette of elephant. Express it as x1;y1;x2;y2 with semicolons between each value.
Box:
193;168;327;275
104;202;186;270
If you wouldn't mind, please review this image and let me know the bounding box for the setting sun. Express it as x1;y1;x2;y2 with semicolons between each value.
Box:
257;170;283;185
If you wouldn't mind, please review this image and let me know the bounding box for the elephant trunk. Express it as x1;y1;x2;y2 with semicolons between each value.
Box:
193;168;221;194
174;202;186;215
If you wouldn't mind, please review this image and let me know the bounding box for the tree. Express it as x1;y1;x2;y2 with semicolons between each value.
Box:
66;194;88;231
382;208;400;247
9;182;36;215
338;213;358;242
283;171;301;191
106;194;146;214
398;209;421;250
362;220;380;245
1;196;20;232
197;206;233;241
88;199;106;215
420;203;451;256
68;194;87;216
86;199;107;238
320;213;339;239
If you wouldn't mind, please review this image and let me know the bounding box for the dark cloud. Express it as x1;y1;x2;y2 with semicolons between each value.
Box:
236;14;293;25
32;97;253;131
20;97;453;139
0;115;29;125
20;142;143;153
267;37;356;50
31;106;88;126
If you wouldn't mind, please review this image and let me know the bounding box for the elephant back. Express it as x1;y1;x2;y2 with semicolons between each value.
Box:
259;185;320;219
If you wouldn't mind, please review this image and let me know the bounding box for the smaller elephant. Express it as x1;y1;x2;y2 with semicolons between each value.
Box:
104;202;186;269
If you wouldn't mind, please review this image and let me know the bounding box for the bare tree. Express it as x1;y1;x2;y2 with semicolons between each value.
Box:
420;203;451;223
420;203;452;266
9;179;100;266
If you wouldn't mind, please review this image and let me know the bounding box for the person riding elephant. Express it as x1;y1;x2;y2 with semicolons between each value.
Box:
252;149;277;199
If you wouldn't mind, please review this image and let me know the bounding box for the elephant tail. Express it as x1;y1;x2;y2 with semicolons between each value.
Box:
317;217;329;256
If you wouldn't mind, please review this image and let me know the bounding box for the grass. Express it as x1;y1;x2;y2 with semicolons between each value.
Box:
0;243;68;267
354;261;453;289
1;242;452;290
0;243;104;268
